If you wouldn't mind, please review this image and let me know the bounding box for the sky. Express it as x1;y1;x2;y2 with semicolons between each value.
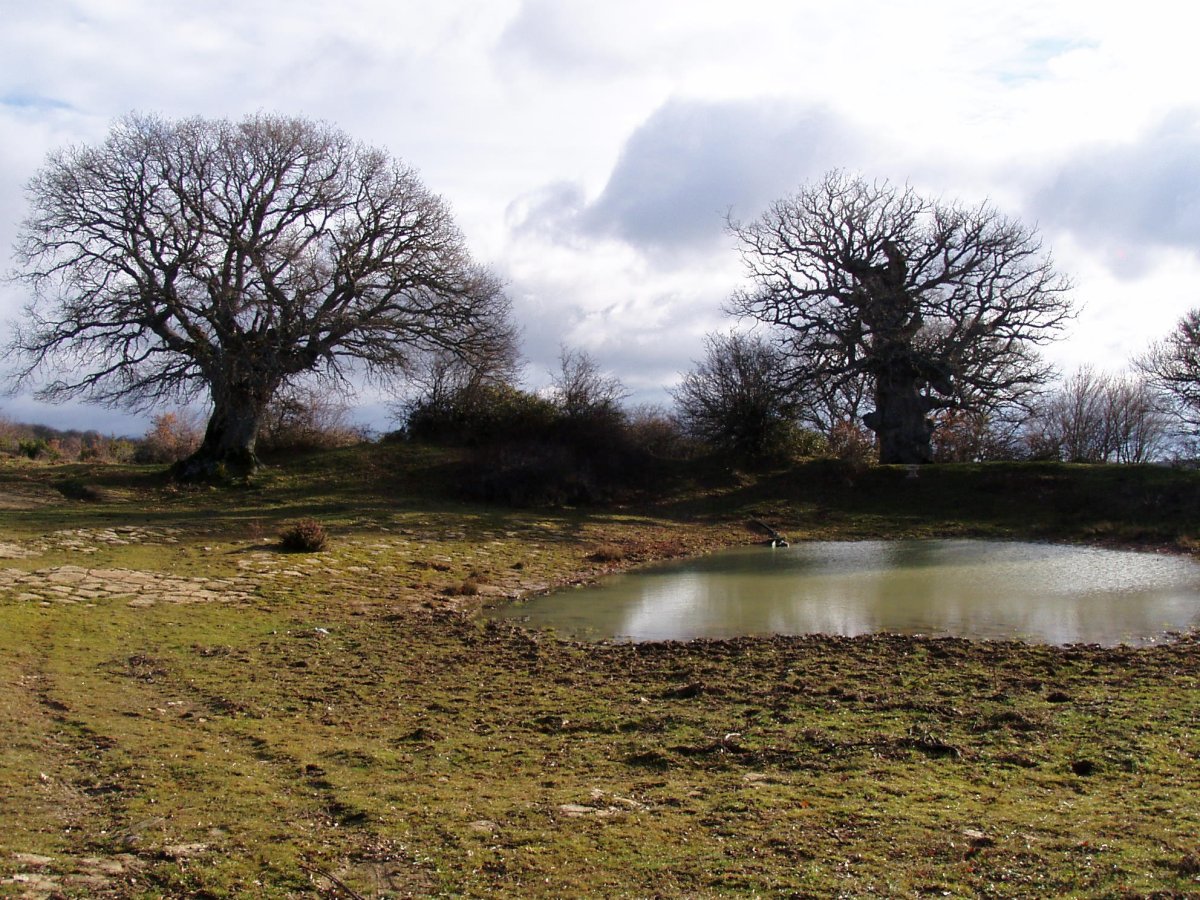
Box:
2;0;1199;435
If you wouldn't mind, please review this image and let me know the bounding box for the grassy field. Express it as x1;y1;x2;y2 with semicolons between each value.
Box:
1;445;1198;898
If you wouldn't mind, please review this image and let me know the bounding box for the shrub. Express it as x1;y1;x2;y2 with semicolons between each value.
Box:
258;387;365;453
672;331;803;458
56;479;110;502
827;419;877;467
18;437;57;460
0;416;21;456
588;544;626;563
279;518;328;552
468;442;598;507
443;578;481;597
623;404;694;459
80;434;137;463
789;427;829;458
137;411;202;463
0;417;137;463
405;382;557;446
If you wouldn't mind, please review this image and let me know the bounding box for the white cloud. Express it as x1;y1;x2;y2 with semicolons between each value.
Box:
1031;111;1200;276
4;0;1200;430
501;228;735;405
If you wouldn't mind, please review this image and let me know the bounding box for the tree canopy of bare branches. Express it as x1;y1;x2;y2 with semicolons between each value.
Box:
672;331;800;456
1024;366;1169;463
550;347;628;421
8;113;515;478
1138;307;1200;444
729;171;1074;464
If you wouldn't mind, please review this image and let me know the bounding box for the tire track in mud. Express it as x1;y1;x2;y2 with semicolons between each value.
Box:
1;628;150;897
93;635;439;897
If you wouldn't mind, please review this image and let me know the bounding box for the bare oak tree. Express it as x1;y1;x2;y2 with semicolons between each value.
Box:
729;171;1073;464
8;113;515;478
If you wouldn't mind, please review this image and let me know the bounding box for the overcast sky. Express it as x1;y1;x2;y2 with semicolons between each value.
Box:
3;0;1199;434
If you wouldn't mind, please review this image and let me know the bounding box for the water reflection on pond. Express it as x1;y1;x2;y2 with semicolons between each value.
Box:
489;540;1200;646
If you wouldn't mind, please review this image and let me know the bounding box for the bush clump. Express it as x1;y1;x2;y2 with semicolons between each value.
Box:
588;544;626;563
442;578;481;597
279;518;328;552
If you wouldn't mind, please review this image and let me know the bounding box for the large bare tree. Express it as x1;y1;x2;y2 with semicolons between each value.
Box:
729;171;1074;463
8;113;515;478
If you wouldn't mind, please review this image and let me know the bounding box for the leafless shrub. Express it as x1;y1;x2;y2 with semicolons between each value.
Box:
258;385;365;453
624;404;693;459
137;410;203;463
588;544;626;563
279;518;328;552
827;418;877;468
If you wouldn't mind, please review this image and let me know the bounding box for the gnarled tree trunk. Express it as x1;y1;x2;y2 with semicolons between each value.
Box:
172;379;276;481
863;363;935;464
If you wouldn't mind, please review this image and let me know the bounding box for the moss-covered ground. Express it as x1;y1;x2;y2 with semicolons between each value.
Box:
1;446;1198;897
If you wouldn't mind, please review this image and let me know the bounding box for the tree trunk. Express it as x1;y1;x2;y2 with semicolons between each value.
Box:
863;364;934;465
172;381;273;481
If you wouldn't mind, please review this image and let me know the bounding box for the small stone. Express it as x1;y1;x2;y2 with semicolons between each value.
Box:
558;804;594;817
962;828;993;846
78;856;127;875
12;852;53;867
160;843;208;860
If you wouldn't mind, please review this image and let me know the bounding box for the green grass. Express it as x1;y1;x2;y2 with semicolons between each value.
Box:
0;446;1198;897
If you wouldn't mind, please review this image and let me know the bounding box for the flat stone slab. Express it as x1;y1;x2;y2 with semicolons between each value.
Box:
1;565;256;607
0;542;40;559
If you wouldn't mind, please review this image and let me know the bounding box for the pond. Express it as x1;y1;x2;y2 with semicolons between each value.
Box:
488;540;1200;646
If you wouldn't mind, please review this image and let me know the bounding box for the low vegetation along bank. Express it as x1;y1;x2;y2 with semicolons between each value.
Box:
1;446;1198;897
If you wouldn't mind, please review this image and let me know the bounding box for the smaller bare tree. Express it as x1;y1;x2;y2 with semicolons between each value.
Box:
1103;375;1169;463
1138;307;1200;444
550;347;628;421
673;331;801;456
1025;366;1168;463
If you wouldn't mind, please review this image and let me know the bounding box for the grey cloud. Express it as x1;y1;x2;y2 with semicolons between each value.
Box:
0;393;150;436
516;317;718;408
525;98;865;252
499;260;730;408
502;98;865;402
1033;111;1200;276
496;0;624;75
504;180;586;240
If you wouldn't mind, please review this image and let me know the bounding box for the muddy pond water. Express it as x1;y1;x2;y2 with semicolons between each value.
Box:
489;540;1200;646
